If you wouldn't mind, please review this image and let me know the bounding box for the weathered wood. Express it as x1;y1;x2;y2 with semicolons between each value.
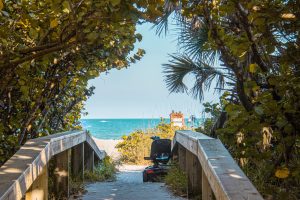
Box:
25;165;48;200
53;149;70;199
185;149;193;195
71;143;84;180
172;130;264;200
86;134;106;160
202;169;213;200
186;150;201;195
0;130;106;200
175;130;212;155
194;157;202;195
84;142;94;172
178;144;186;171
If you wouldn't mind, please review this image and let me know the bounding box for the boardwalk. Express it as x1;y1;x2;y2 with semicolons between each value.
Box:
82;165;185;200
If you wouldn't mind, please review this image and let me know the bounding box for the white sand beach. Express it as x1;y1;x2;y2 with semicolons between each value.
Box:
93;137;121;160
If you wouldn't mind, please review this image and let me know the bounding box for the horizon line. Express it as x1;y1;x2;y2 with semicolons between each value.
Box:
80;117;203;120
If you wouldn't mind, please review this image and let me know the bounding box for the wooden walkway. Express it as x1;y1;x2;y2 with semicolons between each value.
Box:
0;130;263;200
82;165;184;200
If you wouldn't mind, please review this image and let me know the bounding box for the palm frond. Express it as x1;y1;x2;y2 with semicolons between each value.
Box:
163;54;227;101
176;18;219;66
154;0;180;36
163;54;191;93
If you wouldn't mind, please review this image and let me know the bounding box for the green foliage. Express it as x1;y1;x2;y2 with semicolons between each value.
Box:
69;178;86;197
116;121;176;164
159;0;300;198
84;156;117;182
195;102;221;135
0;0;165;165
164;163;188;197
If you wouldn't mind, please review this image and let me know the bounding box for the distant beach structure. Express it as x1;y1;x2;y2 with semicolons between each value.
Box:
170;111;185;128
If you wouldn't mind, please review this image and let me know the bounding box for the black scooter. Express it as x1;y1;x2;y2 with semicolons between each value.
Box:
142;136;171;182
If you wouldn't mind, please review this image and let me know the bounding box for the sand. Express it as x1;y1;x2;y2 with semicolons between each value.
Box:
93;137;121;160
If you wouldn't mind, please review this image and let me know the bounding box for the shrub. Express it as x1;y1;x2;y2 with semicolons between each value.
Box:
164;163;188;197
84;156;117;182
116;122;177;164
69;178;85;197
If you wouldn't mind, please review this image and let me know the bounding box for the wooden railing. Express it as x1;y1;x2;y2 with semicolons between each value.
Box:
172;130;263;200
0;130;106;200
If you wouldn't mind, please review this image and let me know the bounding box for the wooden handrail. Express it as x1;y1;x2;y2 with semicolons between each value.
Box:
0;130;106;200
172;130;263;200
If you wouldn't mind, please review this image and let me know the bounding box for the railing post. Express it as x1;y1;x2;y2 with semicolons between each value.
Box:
53;149;70;199
178;144;186;170
94;152;100;168
25;165;48;200
185;150;202;196
84;142;94;172
71;143;84;180
202;169;213;200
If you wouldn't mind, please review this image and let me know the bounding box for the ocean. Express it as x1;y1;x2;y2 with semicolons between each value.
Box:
80;118;203;139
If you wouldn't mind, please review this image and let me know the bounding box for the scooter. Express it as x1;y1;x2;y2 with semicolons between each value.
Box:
142;136;171;182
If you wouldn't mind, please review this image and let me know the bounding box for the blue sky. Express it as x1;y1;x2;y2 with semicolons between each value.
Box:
82;23;217;119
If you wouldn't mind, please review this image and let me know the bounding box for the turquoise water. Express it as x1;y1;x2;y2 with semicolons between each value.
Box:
80;118;203;139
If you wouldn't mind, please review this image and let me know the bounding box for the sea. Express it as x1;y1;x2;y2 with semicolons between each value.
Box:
80;118;204;139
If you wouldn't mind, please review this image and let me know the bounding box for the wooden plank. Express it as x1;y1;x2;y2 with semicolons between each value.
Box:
185;149;193;195
0;140;51;200
71;143;84;180
186;150;201;195
172;130;263;200
84;143;94;172
197;139;263;200
85;133;106;160
0;130;106;200
202;168;213;200
25;164;48;200
52;149;70;199
175;130;212;155
178;144;186;170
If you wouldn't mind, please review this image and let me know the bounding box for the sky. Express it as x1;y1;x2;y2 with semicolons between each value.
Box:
82;23;217;119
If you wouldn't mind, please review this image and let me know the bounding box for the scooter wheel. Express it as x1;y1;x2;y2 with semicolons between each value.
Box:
143;171;148;182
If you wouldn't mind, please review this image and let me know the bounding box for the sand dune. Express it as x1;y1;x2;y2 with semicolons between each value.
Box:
93;137;121;160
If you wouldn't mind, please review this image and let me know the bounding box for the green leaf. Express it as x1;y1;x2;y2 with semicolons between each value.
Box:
0;0;4;10
110;0;121;6
86;32;98;42
50;19;59;28
249;63;258;73
254;106;264;115
62;1;71;13
20;86;29;97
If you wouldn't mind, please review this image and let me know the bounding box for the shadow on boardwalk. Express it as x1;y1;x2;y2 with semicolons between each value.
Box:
82;165;185;200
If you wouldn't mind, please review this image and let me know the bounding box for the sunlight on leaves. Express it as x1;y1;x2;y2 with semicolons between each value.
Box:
110;0;121;6
275;167;290;179
0;0;3;10
50;19;59;28
62;1;71;13
281;13;296;20
249;63;258;73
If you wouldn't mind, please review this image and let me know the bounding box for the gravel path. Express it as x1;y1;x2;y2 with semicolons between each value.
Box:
82;165;185;200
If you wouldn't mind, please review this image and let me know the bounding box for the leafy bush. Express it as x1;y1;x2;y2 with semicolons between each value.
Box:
164;163;188;197
116;121;177;164
0;0;164;167
84;156;117;182
69;178;85;197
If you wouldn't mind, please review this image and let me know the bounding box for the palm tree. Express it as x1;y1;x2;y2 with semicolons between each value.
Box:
158;15;235;101
163;54;231;101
